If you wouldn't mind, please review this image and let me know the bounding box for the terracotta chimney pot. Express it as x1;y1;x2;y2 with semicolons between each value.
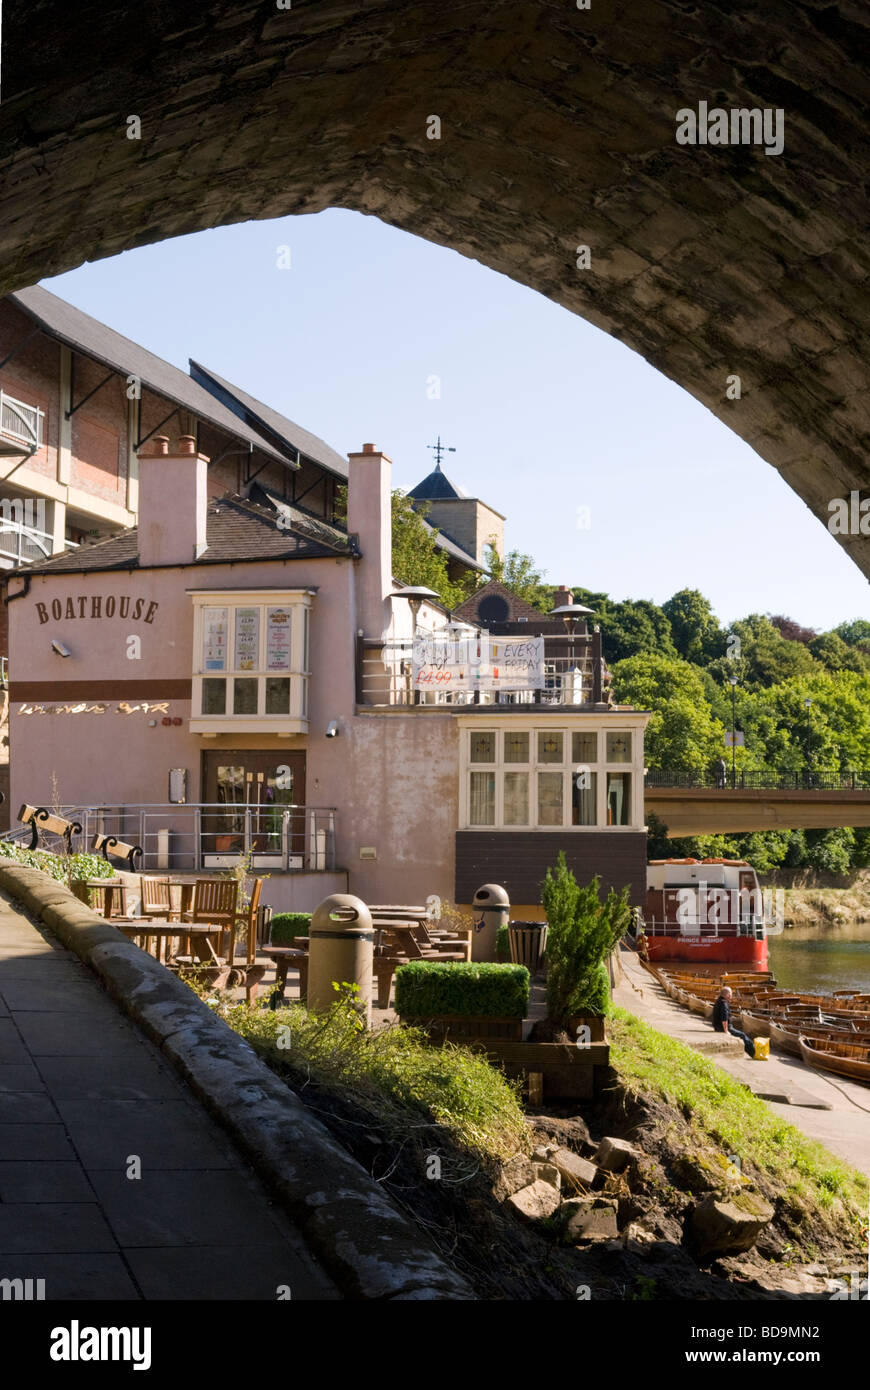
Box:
177;434;197;456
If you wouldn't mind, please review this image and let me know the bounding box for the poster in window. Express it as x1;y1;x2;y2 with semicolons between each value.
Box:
234;607;260;671
266;607;292;671
202;607;228;671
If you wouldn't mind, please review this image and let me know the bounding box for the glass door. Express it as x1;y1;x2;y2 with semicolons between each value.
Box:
202;752;306;867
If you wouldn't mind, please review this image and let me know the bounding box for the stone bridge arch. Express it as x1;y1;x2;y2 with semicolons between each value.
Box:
2;1;868;574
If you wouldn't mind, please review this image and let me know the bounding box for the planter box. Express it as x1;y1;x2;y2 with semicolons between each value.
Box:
469;1040;611;1101
405;1015;524;1043
567;1014;607;1043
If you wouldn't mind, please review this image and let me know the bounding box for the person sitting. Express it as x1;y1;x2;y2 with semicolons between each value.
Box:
712;985;755;1057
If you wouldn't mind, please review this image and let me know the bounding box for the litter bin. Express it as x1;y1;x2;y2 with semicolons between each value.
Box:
471;883;510;962
508;920;548;972
307;894;374;1027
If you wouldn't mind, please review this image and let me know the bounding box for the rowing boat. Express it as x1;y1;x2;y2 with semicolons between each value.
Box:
798;1035;870;1085
769;1020;870;1058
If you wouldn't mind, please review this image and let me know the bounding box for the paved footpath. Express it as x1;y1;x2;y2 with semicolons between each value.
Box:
614;949;870;1180
0;892;340;1300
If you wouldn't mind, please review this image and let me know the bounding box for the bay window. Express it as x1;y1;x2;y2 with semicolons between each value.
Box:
462;719;642;829
189;589;313;734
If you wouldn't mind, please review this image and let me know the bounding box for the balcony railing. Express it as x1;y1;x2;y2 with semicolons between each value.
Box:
0;518;79;567
2;803;338;872
356;636;604;708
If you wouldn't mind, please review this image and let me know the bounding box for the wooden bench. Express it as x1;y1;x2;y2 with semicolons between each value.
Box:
18;803;82;854
92;832;143;871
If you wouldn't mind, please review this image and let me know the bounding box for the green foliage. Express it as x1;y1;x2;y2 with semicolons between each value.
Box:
394;961;530;1019
542;853;631;1026
803;828;855;875
495;923;511;962
662;589;724;665
270;912;311;945
598;598;677;665
610;1008;867;1250
0;842;116;883
201;990;529;1162
483;542;551;611
809;632;870;674
611;653;723;775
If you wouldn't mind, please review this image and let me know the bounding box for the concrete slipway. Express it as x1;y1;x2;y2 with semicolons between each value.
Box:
613;948;870;1180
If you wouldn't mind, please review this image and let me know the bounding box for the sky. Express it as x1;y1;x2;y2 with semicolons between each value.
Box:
44;208;869;633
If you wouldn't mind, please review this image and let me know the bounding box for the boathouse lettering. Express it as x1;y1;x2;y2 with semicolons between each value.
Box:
34;597;159;625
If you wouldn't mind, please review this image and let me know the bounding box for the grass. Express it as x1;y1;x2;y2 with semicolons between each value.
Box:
192;983;529;1164
610;1006;868;1224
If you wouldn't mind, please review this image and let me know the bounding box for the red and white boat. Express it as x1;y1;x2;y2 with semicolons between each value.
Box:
641;858;769;970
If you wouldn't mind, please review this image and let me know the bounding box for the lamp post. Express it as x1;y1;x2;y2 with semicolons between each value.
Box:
729;676;738;790
392;586;440;706
549;603;594;705
804;696;812;785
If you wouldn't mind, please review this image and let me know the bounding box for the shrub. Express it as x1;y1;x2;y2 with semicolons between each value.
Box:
270;912;311;945
394;961;529;1019
495;923;511;962
0;842;116;884
542;852;631;1026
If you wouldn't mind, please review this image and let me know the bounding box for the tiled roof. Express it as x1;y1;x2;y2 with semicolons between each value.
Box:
10;286;292;470
18;495;354;575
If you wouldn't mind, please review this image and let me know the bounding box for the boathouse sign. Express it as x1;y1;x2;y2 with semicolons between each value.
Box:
34;595;160;624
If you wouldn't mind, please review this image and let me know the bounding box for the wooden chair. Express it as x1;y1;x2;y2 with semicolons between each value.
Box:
181;877;239;958
139;876;174;921
232;879;270;1003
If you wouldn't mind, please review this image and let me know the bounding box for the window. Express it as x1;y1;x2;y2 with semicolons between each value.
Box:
606;731;632;763
190;591;313;732
461;721;642;830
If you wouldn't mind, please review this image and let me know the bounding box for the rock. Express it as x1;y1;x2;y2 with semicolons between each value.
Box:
533;1162;562;1191
492;1153;536;1202
594;1136;640;1173
560;1196;619;1243
528;1114;593;1153
551;1147;598;1192
507;1180;562;1223
687;1192;775;1261
532;1144;554;1162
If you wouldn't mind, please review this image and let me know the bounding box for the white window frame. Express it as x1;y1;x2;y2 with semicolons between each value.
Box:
458;715;648;831
189;588;314;734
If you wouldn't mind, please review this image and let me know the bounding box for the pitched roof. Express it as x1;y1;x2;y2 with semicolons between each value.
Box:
407;461;467;500
9;286;291;471
451;579;546;624
189;360;348;479
18;495;354;575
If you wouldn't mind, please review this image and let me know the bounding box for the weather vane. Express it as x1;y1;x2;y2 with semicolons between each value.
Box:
427;436;455;467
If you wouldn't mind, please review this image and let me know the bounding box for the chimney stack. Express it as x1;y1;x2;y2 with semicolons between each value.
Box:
137;435;209;567
553;585;574;609
347;443;392;638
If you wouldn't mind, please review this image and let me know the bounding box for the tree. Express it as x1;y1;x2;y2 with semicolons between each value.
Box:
483;541;551;611
611;652;723;775
808;632;870;674
726;615;816;687
833;619;870;649
600;599;677;664
663;589;724;664
541;853;632;1029
769;615;817;645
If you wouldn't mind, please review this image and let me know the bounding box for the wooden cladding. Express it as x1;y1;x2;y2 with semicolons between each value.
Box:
455;830;648;906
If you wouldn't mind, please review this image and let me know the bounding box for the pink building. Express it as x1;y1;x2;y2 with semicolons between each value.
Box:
8;426;650;920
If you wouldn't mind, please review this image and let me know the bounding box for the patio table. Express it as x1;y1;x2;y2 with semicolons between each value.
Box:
113;918;224;965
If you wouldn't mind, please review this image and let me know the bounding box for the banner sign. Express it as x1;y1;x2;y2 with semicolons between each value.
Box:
413;632;544;691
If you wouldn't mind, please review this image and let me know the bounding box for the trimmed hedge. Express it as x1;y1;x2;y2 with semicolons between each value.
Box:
270;911;312;946
495;924;511;962
395;961;530;1020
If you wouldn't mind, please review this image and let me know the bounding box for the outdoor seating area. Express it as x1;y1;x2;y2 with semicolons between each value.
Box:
82;872;267;1000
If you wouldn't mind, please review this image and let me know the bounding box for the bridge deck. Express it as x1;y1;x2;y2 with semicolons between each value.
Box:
645;787;870;836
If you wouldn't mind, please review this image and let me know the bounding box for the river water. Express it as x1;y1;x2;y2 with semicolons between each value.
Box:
769;924;870;995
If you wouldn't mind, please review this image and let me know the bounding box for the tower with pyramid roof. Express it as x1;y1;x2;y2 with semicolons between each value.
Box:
407;459;505;565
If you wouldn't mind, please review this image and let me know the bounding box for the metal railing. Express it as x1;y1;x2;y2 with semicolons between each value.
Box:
0;519;79;566
646;767;870;791
2;803;338;872
357;636;603;707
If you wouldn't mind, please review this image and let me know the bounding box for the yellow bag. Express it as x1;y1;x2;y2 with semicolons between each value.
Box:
754;1037;770;1061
